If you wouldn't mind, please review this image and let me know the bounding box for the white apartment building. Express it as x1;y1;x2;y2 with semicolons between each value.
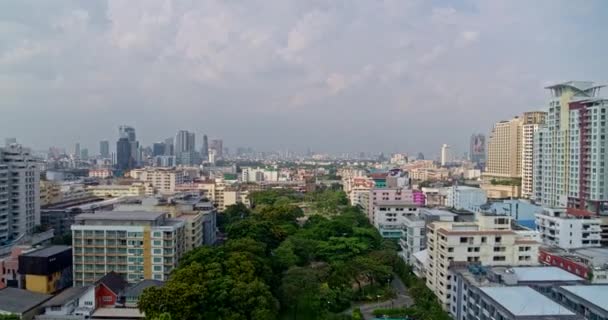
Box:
399;208;456;264
445;186;487;212
72;211;185;285
0;144;40;243
533;81;608;214
130;168;185;194
88;183;152;198
521;112;546;198
425;214;540;310
241;167;278;183
367;188;420;239
440;144;450;166
535;208;601;249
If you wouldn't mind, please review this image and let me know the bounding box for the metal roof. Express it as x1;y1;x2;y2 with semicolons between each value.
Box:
480;286;575;316
560;285;608;312
21;245;71;258
511;266;584;282
0;287;52;314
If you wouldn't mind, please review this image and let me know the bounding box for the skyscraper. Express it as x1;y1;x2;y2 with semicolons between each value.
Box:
533;81;608;214
116;137;132;171
202;134;209;161
117;125;138;169
74;143;81;159
485;116;523;179
440;144;450;166
152;142;166;157
164;137;174;156
210;139;223;159
175;130;197;165
80;148;89;160
521;111;546;198
469;134;486;168
0;144;40;243
99;140;110;158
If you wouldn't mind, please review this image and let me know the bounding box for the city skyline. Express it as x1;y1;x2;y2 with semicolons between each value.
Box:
1;1;607;154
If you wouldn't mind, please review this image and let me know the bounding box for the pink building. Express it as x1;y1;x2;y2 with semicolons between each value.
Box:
412;190;426;206
0;246;34;289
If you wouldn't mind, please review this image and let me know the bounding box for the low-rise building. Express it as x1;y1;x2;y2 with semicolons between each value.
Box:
0;287;52;320
368;188;420;239
129;168;185;194
0;245;36;289
540;247;608;283
37;286;94;319
445;186;487;212
18;245;73;294
551;285;608;320
88;169;113;179
536;208;602;249
88;183;152;198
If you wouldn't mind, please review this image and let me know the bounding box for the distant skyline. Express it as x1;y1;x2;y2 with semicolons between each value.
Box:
1;0;607;155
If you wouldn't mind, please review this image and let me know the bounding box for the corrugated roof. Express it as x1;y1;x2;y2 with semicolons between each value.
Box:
41;286;91;308
0;287;52;314
481;286;575;316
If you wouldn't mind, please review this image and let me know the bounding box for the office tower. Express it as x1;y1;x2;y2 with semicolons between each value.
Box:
0;144;41;243
71;211;185;285
74;143;81;159
175;130;197;165
164;137;174;156
416;152;425;160
210;139;223;159
202;135;209;161
469;134;486;168
118;125;139;167
425;213;540;310
534;81;608;214
99;140;110;158
485;116;523;179
80;148;89;160
152;142;166;157
521;111;546;198
116;137;132;171
4;138;16;147
440;144;450;166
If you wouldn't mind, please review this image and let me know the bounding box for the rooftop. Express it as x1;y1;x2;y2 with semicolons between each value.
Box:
125;279;164;298
480;286;575;316
22;245;71;258
421;208;457;217
42;286;91;308
560;285;608;312
75;211;166;222
0;287;52;314
545;81;605;92
510;267;584;282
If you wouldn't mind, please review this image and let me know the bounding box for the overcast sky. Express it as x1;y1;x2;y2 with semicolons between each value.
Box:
1;0;607;156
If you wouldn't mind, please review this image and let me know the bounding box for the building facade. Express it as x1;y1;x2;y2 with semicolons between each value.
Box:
535;208;601;249
71;211;185;285
521;111;547;198
18;246;73;294
130;168;185;194
445;186;487;212
469;134;486;169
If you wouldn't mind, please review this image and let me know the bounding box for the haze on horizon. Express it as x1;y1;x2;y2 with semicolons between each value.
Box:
1;0;607;156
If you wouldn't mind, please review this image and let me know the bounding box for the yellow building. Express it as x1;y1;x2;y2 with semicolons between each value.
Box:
19;246;73;294
40;181;62;206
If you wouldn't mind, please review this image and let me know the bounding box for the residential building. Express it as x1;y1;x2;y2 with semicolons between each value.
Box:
425;214;541;310
445;186;487;212
533;81;608;214
71;211;186;285
399;208;456;264
129;168;186;194
535;208;601;249
540;247;608;283
551;286;608;319
521;111;546;198
0;143;41;243
440;144;450;166
367;188;421;239
41;197;120;237
89;169;113;179
40;180;62;206
450;266;584;320
0;245;36;289
241;167;279;183
120;279;163;308
485;116;523;180
469;134;486;168
88;183;151;198
18;245;72;294
37;286;94;319
0;287;51;320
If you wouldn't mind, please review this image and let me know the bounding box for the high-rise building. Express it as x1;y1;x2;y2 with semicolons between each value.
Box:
469;134;486;168
152;142;166;157
210;139;223;159
521;111;546;198
118;125;139;167
201;135;209;161
164;137;174;156
80;148;89;160
0;144;40;243
533;81;608;215
440;144;450;166
175;130;197;165
99;140;110;158
116;137;132;171
486;116;523;179
71;211;185;285
74;143;80;160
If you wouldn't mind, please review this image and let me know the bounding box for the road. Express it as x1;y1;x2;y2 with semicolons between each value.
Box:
345;274;414;319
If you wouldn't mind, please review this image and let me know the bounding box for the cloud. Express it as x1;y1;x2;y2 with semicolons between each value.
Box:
0;0;607;155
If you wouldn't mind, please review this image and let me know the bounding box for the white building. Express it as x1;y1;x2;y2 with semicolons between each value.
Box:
535;208;601;249
440;144;450;166
445;186;487;212
399;208;456;264
533;81;608;213
425;214;541;310
0;144;40;243
367;188;420;239
130;168;185;194
521;112;546;198
241;167;278;183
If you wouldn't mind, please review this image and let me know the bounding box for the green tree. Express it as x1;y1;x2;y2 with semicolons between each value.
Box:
280;266;324;319
0;315;20;320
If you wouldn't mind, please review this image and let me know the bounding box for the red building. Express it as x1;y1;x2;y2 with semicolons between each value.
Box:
539;248;590;279
95;272;128;307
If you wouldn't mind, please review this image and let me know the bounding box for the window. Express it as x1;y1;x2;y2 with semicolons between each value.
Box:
102;296;113;302
493;256;506;262
153;249;162;255
494;237;502;243
84;301;93;306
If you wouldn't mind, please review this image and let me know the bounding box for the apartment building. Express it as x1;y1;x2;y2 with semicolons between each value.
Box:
399;208;455;264
346;177;374;208
72;211;185;285
450;266;584;320
533;81;608;214
129;168;185;194
521;111;547;198
0;144;40;243
535;208;601;249
88;183;152;198
425;214;540;310
367;188;420;239
445;186;487;212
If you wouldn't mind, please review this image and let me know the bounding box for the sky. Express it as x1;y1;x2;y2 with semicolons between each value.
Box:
1;0;607;157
